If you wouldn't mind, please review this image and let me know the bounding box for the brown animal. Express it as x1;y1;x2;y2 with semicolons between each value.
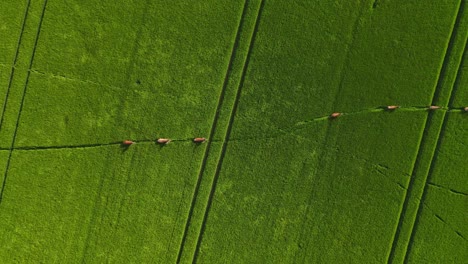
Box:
329;112;342;119
193;137;206;143
157;138;171;144
386;105;400;110
428;106;441;110
464;107;468;112
122;140;134;145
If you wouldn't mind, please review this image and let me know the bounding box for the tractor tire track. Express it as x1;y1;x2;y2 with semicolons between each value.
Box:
174;1;250;262
191;0;265;262
0;0;48;204
0;0;32;131
404;43;468;262
386;1;466;262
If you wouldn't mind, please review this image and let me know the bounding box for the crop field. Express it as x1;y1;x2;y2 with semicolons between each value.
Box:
0;0;466;263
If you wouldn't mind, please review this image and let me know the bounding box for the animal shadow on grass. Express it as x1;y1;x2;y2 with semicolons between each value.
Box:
120;143;131;152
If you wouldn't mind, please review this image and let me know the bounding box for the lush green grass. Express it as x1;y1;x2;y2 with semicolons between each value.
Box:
194;0;466;263
0;0;466;263
9;0;244;147
0;0;245;262
0;143;204;262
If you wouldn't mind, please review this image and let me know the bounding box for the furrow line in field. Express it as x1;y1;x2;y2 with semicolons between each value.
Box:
0;0;48;204
427;182;468;197
404;42;468;262
0;0;31;130
175;1;251;263
191;1;265;262
387;1;467;262
420;202;467;243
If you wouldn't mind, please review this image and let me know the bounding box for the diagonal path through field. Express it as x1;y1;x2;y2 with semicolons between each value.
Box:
0;0;49;204
386;1;467;262
0;0;31;131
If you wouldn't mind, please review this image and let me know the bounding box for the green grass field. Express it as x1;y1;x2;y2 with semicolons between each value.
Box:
0;0;467;263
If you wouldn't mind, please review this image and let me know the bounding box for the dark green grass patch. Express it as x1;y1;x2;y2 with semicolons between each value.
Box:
0;143;204;262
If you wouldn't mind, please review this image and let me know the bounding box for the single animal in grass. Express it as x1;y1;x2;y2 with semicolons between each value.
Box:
428;105;441;110
386;105;400;110
464;107;468;112
122;140;134;145
157;138;171;144
329;112;341;119
193;137;206;143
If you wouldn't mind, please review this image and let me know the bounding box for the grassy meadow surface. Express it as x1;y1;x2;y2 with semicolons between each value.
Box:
0;0;466;263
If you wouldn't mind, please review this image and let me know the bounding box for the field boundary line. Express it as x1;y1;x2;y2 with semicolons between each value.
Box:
191;0;265;262
0;0;32;130
403;43;467;262
174;1;250;263
386;1;466;262
0;0;48;204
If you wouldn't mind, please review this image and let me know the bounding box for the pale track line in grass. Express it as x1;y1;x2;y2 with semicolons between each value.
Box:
31;69;128;92
175;1;251;263
386;2;466;261
0;64;130;93
227;106;465;143
0;106;464;152
0;0;48;204
0;0;32;131
191;1;265;262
